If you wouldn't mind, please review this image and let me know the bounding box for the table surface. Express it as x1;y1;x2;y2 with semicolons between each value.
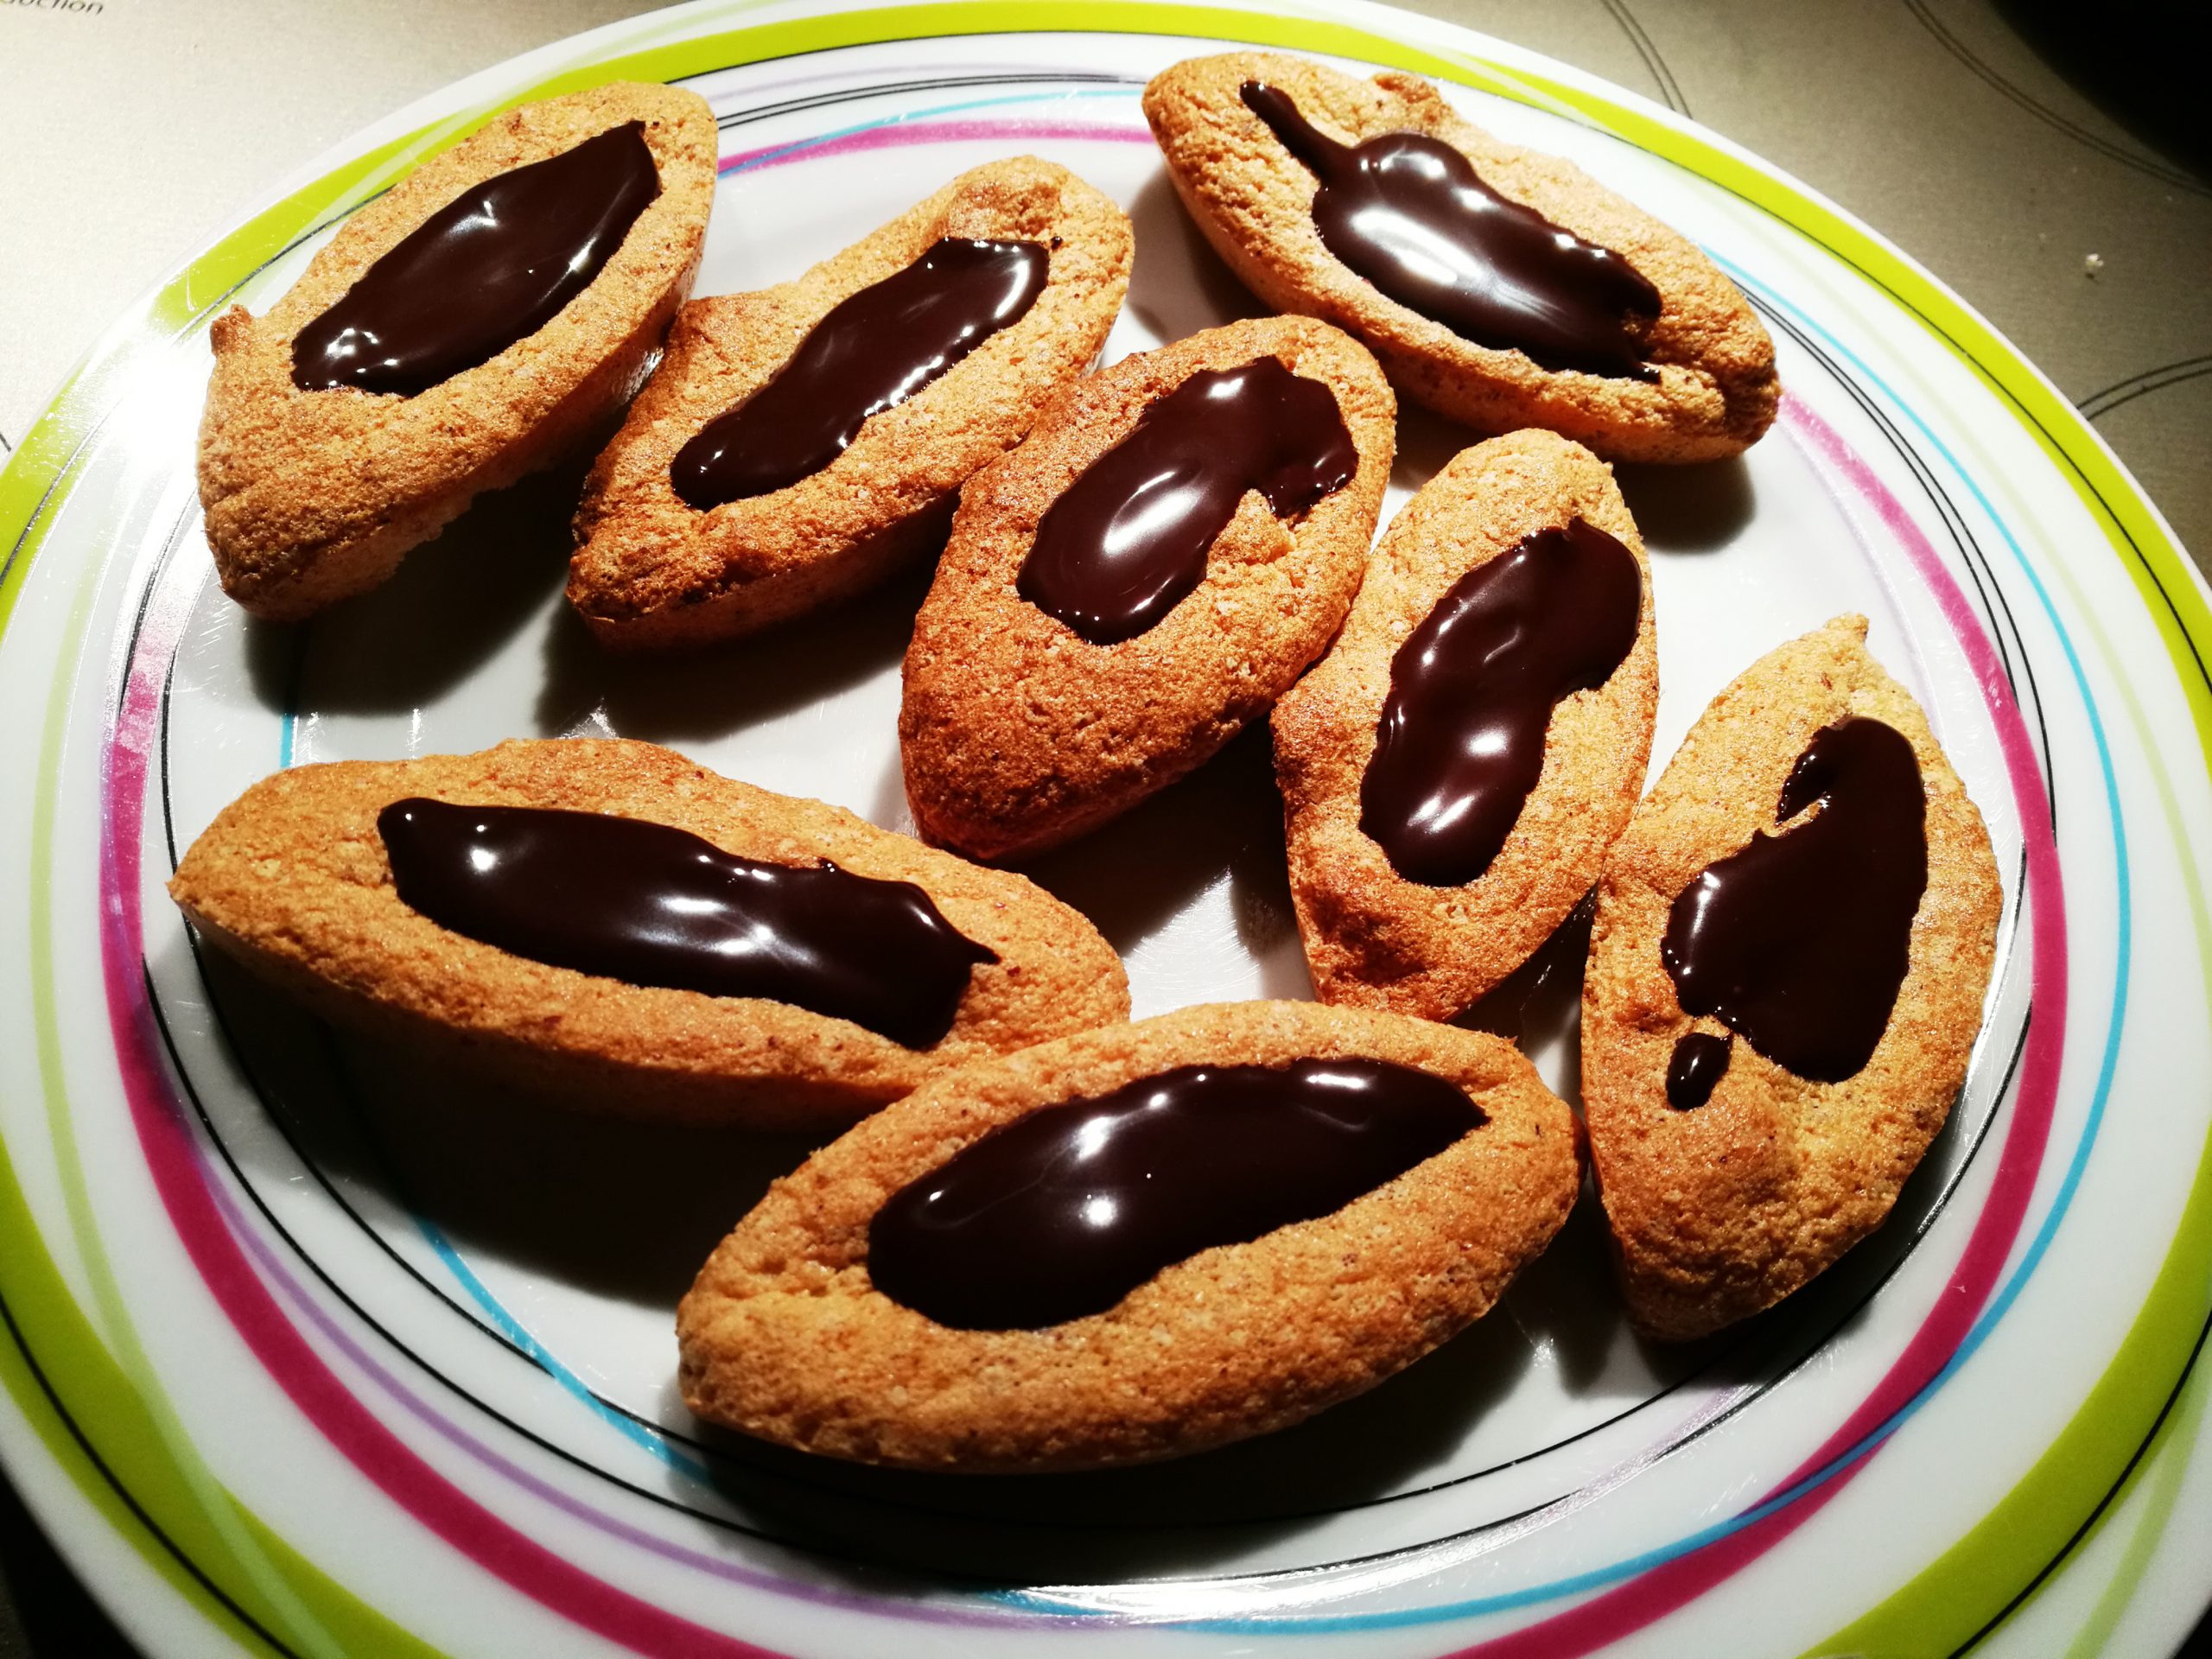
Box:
1;2;2207;1654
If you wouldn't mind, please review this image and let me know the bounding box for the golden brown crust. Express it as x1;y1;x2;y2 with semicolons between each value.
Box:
677;1000;1580;1471
1142;53;1777;462
1581;616;2001;1338
1274;429;1656;1020
198;84;717;621
167;739;1129;1128
566;159;1134;651
899;315;1395;861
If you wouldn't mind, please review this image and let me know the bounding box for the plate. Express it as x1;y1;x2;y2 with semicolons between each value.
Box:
3;2;2209;1654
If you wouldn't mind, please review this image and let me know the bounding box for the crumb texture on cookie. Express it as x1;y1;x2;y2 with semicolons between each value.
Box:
568;158;1134;649
1274;429;1656;1021
199;83;718;620
900;315;1395;861
168;739;1129;1127
677;1001;1580;1471
1581;616;2002;1339
1143;53;1777;461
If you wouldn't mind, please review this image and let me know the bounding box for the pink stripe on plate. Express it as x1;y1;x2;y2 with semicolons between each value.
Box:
719;117;1153;175
92;386;2063;1658
99;597;790;1659
1444;392;2065;1656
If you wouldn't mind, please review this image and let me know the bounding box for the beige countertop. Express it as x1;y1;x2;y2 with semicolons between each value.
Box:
3;0;2205;564
0;3;2207;1655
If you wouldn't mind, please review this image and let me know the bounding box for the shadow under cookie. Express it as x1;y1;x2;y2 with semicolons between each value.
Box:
535;553;936;743
671;1290;1552;1585
1122;167;1270;346
1613;453;1755;554
243;451;594;718
188;940;833;1310
1009;722;1286;962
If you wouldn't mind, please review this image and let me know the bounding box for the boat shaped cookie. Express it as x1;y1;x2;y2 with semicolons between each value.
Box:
199;83;717;620
677;1000;1579;1471
1274;429;1656;1019
900;315;1395;861
1143;53;1777;462
168;739;1128;1127
568;158;1134;649
1582;616;2000;1338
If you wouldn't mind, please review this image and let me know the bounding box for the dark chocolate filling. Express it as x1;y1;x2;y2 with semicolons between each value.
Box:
293;122;661;396
1015;357;1357;645
1660;716;1929;1096
868;1057;1481;1329
378;798;995;1049
1361;519;1643;887
671;238;1048;509
1241;81;1660;380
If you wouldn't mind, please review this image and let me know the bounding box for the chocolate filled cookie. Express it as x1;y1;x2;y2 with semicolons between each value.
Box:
1582;616;2001;1338
1274;429;1656;1019
900;315;1395;861
568;158;1133;649
168;740;1128;1128
677;1000;1579;1470
1144;53;1777;461
199;83;717;620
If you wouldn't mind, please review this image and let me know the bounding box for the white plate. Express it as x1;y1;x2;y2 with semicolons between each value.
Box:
3;2;2209;1654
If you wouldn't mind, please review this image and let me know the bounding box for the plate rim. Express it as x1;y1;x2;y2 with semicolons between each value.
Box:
2;2;2209;1655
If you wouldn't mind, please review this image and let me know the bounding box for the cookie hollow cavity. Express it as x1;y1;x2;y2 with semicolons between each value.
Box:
198;83;717;620
567;158;1134;650
1144;52;1777;461
1581;616;2001;1338
1274;429;1656;1020
168;739;1129;1128
677;1001;1580;1471
900;315;1395;861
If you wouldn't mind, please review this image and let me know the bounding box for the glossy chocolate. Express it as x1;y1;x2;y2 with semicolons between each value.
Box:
378;799;995;1049
1239;82;1660;381
293;122;660;397
1665;1031;1732;1110
867;1057;1481;1330
671;238;1048;509
1360;519;1642;887
1015;357;1357;645
1662;717;1928;1084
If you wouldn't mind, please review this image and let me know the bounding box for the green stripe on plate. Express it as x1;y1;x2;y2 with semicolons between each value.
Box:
2061;1334;2212;1658
3;480;452;1649
0;1135;448;1657
1480;57;2212;769
0;5;2206;1655
1808;353;2212;1655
